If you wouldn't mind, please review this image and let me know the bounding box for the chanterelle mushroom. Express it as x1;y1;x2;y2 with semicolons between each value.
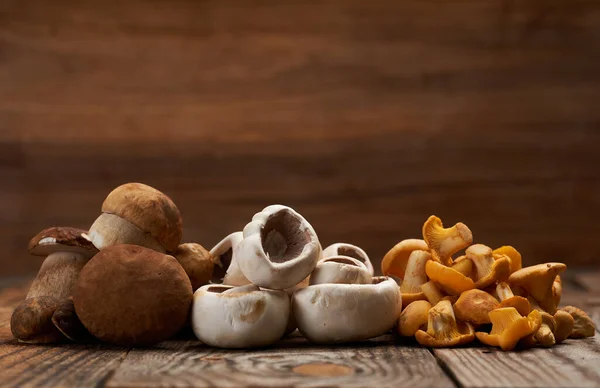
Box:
535;311;556;347
422;216;472;266
309;256;371;285
496;282;530;316
425;260;475;295
381;239;429;279
415;300;475;348
398;300;432;337
475;307;541;351
88;183;183;253
421;281;445;305
453;289;499;326
553;310;575;344
210;231;249;286
174;243;214;291
322;243;374;275
493;246;522;274
73;244;192;346
561;306;596;338
192;284;289;348
508;263;566;314
399;250;431;306
293;277;401;344
466;244;510;289
236;205;321;290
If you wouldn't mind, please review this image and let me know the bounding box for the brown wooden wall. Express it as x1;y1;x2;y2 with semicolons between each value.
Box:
1;0;599;276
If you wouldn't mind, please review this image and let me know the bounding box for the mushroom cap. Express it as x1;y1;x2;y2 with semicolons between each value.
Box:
293;277;401;344
381;239;429;279
174;243;214;291
493;246;522;274
192;284;289;348
322;243;374;275
475;308;541;351
508;263;566;313
561;306;596;338
466;244;510;289
398;300;432;337
309;256;372;285
422;216;472;266
236;205;321;289
453;289;499;326
498;296;531;316
209;231;249;286
414;300;475;348
11;296;64;344
73;244;192;346
101;183;183;252
553;310;575;343
28;227;97;258
425;260;475;295
51;297;91;342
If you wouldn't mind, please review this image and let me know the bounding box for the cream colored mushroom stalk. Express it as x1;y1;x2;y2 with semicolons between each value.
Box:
322;243;374;275
236;205;321;290
310;256;371;285
399;250;431;306
293;277;401;344
466;244;510;289
192;284;289;348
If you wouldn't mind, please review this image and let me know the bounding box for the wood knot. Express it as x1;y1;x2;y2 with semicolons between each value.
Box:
292;363;354;377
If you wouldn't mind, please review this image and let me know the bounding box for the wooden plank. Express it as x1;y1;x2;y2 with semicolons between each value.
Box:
573;272;600;295
107;336;454;388
0;343;128;387
435;338;600;388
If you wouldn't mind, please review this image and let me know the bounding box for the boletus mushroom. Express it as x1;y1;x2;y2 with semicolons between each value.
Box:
422;216;472;266
322;243;374;275
11;296;63;344
174;243;214;291
293;277;401;344
309;256;371;285
88;183;183;253
51;297;92;342
73;244;192;346
236;205;321;290
192;284;289;348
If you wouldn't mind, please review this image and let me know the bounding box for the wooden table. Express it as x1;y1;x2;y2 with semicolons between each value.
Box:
1;273;599;388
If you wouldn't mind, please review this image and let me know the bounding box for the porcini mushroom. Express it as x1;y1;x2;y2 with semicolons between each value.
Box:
51;297;91;342
415;300;475;348
293;277;401;344
192;284;289;348
73;244;192;346
88;183;182;253
235;205;321;290
425;260;475;295
475;307;541;351
534;311;556;347
398;300;432;337
453;289;499;326
466;244;510;289
381;239;429;279
508;263;566;314
561;306;596;338
496;282;531;316
174;243;214;291
553;310;575;344
399;250;431;306
493;246;522;274
322;243;374;275
11;296;63;344
422;216;472;266
309;256;371;285
421;281;445;305
210;231;250;286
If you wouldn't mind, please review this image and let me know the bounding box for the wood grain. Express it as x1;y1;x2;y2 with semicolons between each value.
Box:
107;336;454;388
0;1;599;278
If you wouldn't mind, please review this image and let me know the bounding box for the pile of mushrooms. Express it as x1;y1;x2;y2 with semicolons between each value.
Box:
384;215;596;350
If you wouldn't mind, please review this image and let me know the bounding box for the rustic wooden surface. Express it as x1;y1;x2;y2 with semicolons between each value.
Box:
0;273;599;387
1;0;600;277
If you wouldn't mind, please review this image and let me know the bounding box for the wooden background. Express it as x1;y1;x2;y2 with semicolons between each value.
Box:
1;0;599;277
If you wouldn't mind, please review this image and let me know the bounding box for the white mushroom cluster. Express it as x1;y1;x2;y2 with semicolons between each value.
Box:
193;204;402;348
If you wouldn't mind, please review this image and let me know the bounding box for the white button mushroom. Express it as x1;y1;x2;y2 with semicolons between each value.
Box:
235;205;321;290
309;256;372;285
192;284;289;348
322;243;374;275
292;277;402;344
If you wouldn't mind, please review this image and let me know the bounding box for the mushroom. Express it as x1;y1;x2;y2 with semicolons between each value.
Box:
421;281;445;305
174;243;214;291
73;244;192;346
11;296;63;344
553;310;575;344
534;311;556;347
309;256;371;285
466;244;510;289
414;300;475;348
493;245;522;274
210;231;250;286
453;289;499;326
561;306;596;338
192;284;289;348
451;258;474;280
398;300;432;337
293;277;401;344
422;216;472;266
51;297;92;342
425;260;475;295
235;205;321;290
508;263;566;314
399;250;431;306
476;307;541;351
552;275;562;308
322;243;374;275
381;239;429;279
88;183;182;253
496;282;531;316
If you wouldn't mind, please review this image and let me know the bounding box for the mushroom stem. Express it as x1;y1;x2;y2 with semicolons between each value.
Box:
89;212;166;253
26;251;88;300
496;282;514;302
400;251;431;294
421;281;444;305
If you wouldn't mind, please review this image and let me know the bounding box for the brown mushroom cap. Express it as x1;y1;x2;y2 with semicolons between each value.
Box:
28;227;97;257
11;296;64;344
561;306;596;338
174;243;214;291
101;183;183;252
73;244;192;346
553;310;575;344
51;297;92;342
453;289;499;326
